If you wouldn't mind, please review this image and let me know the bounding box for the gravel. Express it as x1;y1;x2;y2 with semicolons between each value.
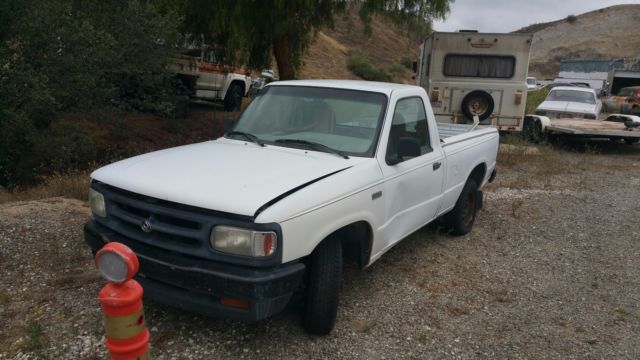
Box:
1;143;639;359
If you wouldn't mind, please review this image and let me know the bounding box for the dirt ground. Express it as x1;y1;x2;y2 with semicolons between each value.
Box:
1;140;639;359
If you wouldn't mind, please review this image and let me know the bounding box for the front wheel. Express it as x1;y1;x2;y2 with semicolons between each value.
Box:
444;179;479;236
303;236;342;335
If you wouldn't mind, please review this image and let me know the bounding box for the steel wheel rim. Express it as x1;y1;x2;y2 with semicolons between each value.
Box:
468;97;489;115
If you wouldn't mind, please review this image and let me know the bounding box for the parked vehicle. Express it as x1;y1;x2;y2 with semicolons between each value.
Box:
170;47;251;111
84;80;499;334
534;86;602;120
552;78;604;91
248;70;278;97
524;87;639;144
416;31;533;132
526;76;538;90
602;86;640;114
607;69;640;96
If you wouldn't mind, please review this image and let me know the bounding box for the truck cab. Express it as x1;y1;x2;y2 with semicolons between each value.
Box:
416;32;533;132
84;80;499;335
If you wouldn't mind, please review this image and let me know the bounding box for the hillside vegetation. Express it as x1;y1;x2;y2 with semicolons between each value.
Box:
515;4;640;78
301;11;419;83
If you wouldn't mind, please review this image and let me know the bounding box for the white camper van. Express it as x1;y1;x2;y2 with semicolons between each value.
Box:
416;31;533;131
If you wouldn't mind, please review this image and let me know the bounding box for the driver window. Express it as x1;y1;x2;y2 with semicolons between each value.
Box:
386;97;431;163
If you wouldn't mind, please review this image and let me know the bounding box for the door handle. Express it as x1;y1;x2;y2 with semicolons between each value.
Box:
433;161;442;170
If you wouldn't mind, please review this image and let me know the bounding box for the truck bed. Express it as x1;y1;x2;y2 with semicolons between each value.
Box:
437;123;498;146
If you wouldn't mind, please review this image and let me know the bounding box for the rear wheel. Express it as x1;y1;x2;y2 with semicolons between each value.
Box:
445;179;479;236
303;236;342;335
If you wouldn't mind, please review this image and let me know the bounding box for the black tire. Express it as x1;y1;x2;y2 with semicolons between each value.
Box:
444;179;479;236
624;138;639;145
303;236;342;335
223;83;243;111
523;118;543;143
461;90;495;122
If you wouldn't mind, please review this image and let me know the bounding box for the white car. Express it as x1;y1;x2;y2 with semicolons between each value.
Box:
535;86;602;119
526;76;538;90
84;80;499;334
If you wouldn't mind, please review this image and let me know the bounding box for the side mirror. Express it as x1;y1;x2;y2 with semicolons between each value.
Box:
411;61;418;73
224;116;235;132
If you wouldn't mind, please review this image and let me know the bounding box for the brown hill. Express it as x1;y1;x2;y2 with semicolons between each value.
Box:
300;11;419;83
520;4;640;78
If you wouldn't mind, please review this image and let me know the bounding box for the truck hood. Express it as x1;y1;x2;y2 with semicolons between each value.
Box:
91;139;366;217
537;100;596;114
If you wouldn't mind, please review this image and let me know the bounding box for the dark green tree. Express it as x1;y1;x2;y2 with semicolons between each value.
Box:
169;0;452;80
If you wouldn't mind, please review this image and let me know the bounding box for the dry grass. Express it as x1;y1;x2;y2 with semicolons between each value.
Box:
0;171;91;204
498;135;569;177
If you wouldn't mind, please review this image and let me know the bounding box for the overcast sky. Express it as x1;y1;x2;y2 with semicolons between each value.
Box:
432;0;640;33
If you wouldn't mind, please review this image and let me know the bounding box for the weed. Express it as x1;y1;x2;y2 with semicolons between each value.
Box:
487;288;514;303
446;304;470;316
416;332;431;343
614;307;630;321
25;320;48;352
0;171;90;204
510;198;524;218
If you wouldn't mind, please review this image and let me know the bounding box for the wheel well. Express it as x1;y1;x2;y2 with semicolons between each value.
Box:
469;163;486;188
318;221;372;270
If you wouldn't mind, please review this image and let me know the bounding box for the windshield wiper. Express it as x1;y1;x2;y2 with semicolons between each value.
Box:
274;138;349;159
225;131;265;147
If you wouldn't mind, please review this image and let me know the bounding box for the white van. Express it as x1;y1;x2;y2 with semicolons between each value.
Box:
416;31;533;131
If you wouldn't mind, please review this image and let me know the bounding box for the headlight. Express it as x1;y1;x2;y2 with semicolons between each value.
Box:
89;188;106;217
210;226;277;257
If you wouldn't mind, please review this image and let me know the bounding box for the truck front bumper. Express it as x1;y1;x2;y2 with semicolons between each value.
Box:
84;220;305;322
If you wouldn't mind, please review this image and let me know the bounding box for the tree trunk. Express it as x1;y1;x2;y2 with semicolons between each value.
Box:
273;34;296;80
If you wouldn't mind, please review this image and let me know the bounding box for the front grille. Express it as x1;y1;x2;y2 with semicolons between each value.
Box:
90;182;283;267
93;183;239;259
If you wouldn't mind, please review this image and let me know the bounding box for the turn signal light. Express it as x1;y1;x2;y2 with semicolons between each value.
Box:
220;297;250;309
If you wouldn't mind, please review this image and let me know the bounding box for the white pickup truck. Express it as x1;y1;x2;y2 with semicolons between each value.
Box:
84;80;499;334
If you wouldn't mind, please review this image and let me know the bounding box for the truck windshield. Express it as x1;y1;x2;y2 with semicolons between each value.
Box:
232;86;388;157
547;90;595;104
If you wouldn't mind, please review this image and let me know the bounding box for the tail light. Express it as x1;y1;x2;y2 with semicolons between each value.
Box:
431;87;440;102
515;90;523;105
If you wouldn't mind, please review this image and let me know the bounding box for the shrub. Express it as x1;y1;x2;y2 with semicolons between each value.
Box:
348;54;394;82
388;63;406;77
566;15;577;23
525;88;550;114
400;56;413;69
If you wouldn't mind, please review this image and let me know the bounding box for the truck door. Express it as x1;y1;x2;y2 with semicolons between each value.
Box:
379;95;445;249
196;49;225;99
